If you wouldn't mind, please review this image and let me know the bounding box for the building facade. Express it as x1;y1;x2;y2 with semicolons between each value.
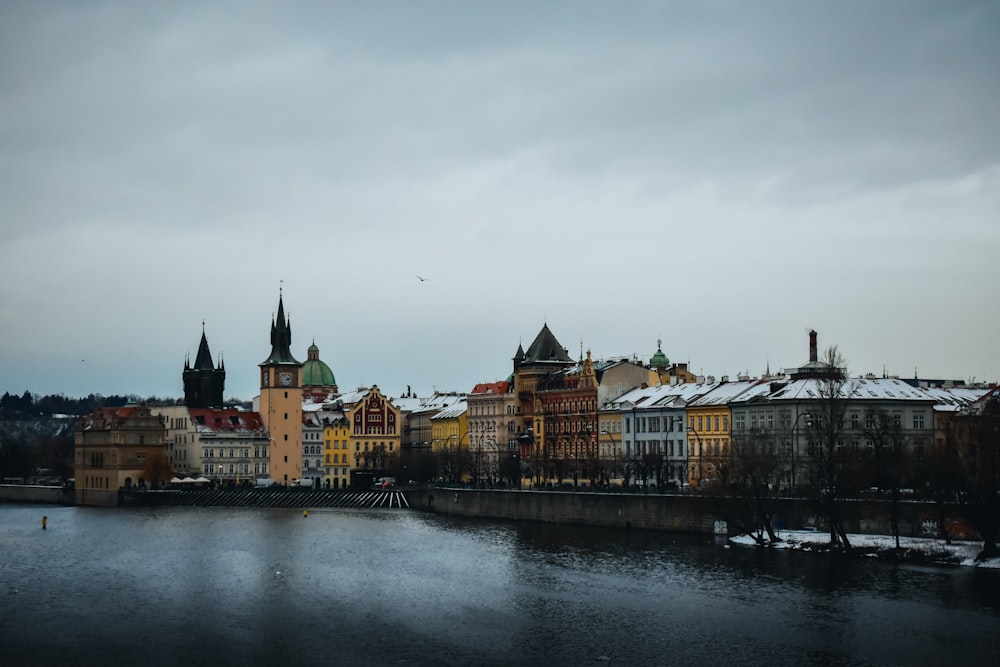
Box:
466;381;517;486
349;386;402;478
74;404;168;506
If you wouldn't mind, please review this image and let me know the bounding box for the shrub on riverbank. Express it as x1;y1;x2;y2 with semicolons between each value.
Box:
729;530;1000;569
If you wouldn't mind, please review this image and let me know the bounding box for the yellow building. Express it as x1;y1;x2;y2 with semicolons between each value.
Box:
597;411;624;485
258;292;304;485
685;380;758;487
74;404;168;506
431;402;468;483
323;417;351;489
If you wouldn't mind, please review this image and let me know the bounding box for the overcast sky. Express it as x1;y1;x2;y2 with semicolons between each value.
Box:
1;1;998;402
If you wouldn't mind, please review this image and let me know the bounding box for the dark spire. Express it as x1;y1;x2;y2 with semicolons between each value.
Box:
261;291;302;366
193;322;215;370
523;323;572;364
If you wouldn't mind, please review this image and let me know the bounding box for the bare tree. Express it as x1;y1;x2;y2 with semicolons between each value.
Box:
806;345;856;552
862;408;911;549
727;427;783;544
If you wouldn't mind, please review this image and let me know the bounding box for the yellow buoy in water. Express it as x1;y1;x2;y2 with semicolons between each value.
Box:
42;516;47;530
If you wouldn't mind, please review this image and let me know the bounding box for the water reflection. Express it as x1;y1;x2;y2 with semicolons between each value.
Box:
1;505;998;667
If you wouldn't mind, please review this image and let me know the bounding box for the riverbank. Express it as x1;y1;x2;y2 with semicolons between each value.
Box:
729;529;1000;569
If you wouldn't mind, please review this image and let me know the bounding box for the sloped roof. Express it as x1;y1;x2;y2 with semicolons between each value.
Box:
192;330;215;370
470;381;510;394
523;323;572;364
688;380;763;407
766;377;936;402
606;381;720;411
189;408;266;433
432;400;468;420
79;406;138;430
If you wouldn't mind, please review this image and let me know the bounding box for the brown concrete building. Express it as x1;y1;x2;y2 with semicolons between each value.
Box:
74;404;168;506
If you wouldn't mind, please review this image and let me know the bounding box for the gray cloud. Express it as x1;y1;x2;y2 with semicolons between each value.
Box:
1;1;998;399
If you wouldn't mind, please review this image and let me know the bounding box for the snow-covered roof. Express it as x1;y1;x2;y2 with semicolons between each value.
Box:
728;378;786;405
766;377;936;402
606;381;720;410
431;400;468;420
688;380;762;407
412;393;466;413
390;396;424;412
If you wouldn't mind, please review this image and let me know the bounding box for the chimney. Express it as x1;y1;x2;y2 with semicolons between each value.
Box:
809;330;818;363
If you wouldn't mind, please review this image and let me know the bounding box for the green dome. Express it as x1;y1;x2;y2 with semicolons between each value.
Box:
650;339;669;368
302;342;337;387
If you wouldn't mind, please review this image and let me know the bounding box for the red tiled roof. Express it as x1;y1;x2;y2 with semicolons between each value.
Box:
79;406;137;430
470;381;510;395
189;408;266;433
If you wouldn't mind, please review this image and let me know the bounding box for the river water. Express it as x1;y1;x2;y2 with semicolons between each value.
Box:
2;504;998;667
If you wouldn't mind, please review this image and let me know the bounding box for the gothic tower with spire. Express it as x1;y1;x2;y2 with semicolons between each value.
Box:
183;324;226;408
258;290;304;484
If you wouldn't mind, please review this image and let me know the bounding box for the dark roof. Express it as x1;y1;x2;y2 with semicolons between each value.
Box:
193;330;215;370
523;324;572;364
260;294;302;366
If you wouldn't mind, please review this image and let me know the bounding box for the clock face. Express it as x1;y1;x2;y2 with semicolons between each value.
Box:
279;372;293;387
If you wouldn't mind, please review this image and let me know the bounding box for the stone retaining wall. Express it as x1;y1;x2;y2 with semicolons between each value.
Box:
404;488;976;540
0;484;73;505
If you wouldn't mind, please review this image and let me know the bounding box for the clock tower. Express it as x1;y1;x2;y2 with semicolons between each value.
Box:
259;290;304;484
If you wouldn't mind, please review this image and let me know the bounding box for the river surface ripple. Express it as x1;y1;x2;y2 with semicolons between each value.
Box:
2;505;998;667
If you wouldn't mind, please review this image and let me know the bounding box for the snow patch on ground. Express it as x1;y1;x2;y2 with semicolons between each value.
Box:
729;530;1000;569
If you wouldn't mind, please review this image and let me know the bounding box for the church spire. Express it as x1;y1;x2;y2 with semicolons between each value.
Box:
260;290;301;366
193;321;215;370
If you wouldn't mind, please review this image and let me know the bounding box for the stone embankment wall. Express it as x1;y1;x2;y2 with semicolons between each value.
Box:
0;484;73;505
404;488;974;540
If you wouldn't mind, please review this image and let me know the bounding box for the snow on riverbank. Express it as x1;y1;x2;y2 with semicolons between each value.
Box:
729;530;1000;569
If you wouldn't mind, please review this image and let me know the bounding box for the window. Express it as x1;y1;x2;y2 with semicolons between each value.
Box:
850;413;859;429
913;413;925;430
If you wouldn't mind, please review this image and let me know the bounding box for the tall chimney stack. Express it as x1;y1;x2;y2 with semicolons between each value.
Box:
809;330;818;363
